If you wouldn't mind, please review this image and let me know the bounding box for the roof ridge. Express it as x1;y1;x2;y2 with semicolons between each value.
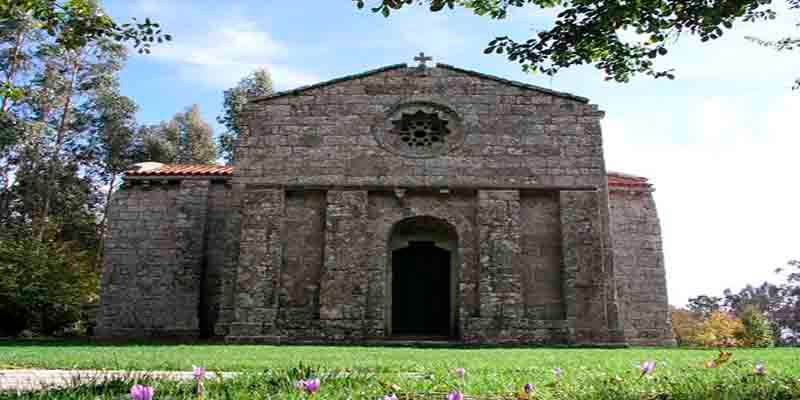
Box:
247;62;590;104
434;63;589;103
249;64;408;103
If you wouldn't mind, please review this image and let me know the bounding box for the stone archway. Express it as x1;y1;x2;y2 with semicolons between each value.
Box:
387;216;459;338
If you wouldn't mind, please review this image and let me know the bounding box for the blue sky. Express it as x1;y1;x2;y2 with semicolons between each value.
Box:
105;0;799;306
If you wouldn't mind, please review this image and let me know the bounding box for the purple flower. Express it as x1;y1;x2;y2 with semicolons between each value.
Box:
130;384;154;400
454;368;465;380
294;379;307;390
303;378;321;394
640;361;656;376
755;362;766;375
193;366;206;397
192;365;206;381
384;395;398;400
447;391;464;400
523;383;534;393
553;367;563;380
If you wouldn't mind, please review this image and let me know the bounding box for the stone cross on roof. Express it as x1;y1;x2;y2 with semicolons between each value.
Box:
414;52;433;68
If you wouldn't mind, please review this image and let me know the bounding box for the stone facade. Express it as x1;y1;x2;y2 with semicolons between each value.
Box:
96;63;674;345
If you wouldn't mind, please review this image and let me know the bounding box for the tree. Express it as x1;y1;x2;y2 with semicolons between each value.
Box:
747;1;800;89
218;68;273;163
0;0;154;336
0;0;170;100
22;36;129;241
723;282;783;316
355;0;798;83
737;305;775;347
773;260;800;344
695;311;743;348
80;80;149;266
0;224;98;336
139;105;218;165
671;307;704;346
137;124;177;164
687;295;723;318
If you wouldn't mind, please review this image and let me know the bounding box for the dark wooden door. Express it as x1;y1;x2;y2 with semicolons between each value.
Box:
392;242;451;337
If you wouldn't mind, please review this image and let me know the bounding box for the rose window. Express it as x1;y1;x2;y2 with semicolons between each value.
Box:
391;111;451;149
372;100;467;158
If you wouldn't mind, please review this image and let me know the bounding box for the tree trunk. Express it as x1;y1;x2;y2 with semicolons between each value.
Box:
37;56;81;242
96;172;117;271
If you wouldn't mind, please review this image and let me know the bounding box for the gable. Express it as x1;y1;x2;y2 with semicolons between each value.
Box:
237;63;606;189
250;63;588;104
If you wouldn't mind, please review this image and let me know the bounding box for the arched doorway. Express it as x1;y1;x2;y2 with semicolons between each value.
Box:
388;216;458;339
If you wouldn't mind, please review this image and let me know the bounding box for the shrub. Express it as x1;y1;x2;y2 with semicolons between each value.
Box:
694;311;744;347
737;305;775;347
671;307;704;346
0;229;99;336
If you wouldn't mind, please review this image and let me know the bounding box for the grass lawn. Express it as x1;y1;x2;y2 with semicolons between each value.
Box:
1;341;799;399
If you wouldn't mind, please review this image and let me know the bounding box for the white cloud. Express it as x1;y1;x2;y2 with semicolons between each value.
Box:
604;94;800;306
148;18;319;90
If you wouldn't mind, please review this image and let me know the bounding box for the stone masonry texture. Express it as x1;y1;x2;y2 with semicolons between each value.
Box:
97;63;674;345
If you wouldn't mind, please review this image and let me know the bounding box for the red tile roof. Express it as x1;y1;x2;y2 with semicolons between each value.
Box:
126;163;233;177
607;171;651;189
125;163;651;188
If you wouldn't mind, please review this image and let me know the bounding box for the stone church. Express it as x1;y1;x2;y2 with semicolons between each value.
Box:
96;59;674;346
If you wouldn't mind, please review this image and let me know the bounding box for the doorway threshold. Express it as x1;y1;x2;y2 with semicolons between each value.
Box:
373;336;457;346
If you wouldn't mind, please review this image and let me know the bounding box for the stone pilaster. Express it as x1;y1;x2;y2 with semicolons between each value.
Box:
476;190;523;324
214;183;242;337
319;190;370;339
560;190;618;344
227;186;285;337
172;180;211;335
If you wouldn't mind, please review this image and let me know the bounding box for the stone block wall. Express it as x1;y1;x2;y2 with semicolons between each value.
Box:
99;179;669;345
226;187;285;337
279;191;325;336
96;180;230;337
319;190;371;339
520;192;564;321
97;180;217;337
610;188;675;346
560;190;622;344
201;183;228;336
237;65;607;190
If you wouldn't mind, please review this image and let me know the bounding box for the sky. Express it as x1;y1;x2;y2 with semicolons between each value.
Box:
104;0;799;307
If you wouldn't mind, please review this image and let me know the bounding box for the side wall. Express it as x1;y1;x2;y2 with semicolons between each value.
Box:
96;180;228;338
609;188;675;346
